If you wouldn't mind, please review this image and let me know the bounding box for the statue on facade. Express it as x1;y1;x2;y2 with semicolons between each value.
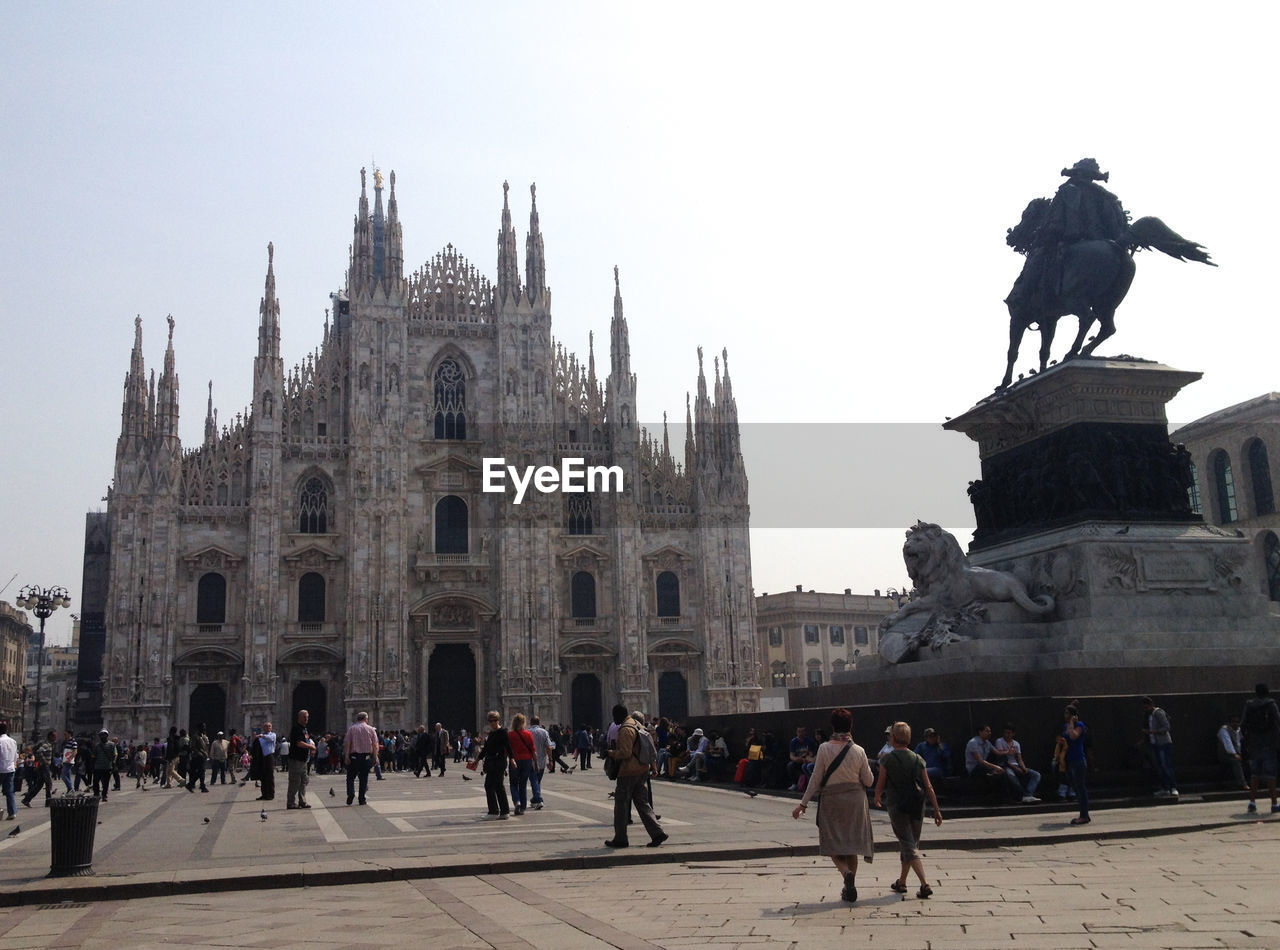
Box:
1001;159;1215;389
879;522;1054;663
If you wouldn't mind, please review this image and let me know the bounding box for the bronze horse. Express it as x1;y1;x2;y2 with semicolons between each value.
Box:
1000;199;1214;389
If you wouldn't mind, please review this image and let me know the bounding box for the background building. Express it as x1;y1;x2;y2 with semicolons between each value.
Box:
0;601;31;732
97;171;757;741
1176;392;1280;603
755;586;895;706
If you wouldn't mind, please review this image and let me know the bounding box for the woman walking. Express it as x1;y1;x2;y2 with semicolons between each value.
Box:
478;711;512;819
507;713;536;816
791;709;875;903
873;721;942;899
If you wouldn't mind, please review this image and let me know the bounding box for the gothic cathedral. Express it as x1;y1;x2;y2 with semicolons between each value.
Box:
98;170;758;740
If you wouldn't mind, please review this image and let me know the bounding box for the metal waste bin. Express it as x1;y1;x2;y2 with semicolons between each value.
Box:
48;794;99;877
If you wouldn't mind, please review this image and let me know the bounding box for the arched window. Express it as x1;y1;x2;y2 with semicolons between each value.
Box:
196;572;226;625
298;572;325;624
434;495;468;554
656;571;680;617
571;571;596;619
566;496;595;535
299;477;329;533
1212;450;1239;524
1264;531;1280;603
1248;439;1275;516
432;358;467;440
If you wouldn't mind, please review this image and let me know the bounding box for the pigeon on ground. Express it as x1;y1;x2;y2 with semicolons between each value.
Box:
745;790;759;798
260;810;268;821
203;817;211;823
329;787;335;797
6;826;18;837
462;775;472;781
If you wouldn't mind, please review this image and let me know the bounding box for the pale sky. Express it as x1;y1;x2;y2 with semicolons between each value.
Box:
3;3;1275;645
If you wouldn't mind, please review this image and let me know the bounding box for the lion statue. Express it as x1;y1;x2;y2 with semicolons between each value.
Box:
885;521;1054;630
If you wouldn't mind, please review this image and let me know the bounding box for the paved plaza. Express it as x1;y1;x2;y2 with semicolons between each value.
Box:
0;766;1277;948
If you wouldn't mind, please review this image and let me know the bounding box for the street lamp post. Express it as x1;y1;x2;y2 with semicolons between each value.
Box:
16;585;70;743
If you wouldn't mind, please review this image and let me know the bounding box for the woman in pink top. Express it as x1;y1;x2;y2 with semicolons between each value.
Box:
508;713;537;817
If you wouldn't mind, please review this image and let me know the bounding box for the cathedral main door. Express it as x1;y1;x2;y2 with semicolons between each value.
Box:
570;674;603;730
188;684;227;735
657;671;689;723
292;681;327;735
428;644;477;734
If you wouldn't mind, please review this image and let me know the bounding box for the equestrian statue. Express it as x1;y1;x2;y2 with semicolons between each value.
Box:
1000;158;1215;390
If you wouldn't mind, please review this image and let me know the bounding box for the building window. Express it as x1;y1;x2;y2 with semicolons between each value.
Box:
768;626;782;647
1212;450;1239;524
803;624;819;645
571;571;597;619
1248;439;1275;516
806;670;823;688
434;495;468;554
1188;461;1202;515
829;625;845;645
298;572;325;624
656;571;680;617
432;358;467;440
566;496;596;535
1264;531;1280;603
298;476;329;533
196;572;226;625
854;626;869;645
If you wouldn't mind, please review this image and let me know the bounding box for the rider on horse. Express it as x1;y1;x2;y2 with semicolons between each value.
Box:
1008;158;1130;315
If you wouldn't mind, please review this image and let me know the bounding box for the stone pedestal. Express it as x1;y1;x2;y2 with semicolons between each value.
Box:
945;358;1202;549
833;358;1280;702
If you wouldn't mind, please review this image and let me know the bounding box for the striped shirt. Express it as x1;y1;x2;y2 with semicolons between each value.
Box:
344;721;380;756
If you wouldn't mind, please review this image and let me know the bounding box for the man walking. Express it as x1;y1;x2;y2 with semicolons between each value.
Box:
529;715;550;809
256;722;277;801
22;730;57;807
603;704;666;849
343;711;379;806
1242;683;1280;814
286;709;315;809
1141;697;1178;798
432;722;451;777
209;731;229;785
91;730;116;802
186;723;210;793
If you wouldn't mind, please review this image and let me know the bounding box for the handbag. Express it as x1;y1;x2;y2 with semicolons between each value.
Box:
812;742;852;825
465;759;479;772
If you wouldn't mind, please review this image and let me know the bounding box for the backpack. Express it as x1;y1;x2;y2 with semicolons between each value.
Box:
631;721;657;766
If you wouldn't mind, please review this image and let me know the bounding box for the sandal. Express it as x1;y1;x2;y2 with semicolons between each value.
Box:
916;884;933;899
890;880;909;894
841;871;857;903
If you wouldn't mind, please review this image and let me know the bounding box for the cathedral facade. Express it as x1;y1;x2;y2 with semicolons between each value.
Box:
98;170;757;740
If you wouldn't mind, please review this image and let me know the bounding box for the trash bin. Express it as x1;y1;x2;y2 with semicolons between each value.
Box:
48;794;100;877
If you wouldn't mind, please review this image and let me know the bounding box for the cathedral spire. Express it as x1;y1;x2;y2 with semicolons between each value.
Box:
685;391;695;475
350;167;374;293
525;182;546;302
204;380;216;446
371;167;386;280
384;169;403;281
119;315;149;455
496;180;520;303
156;314;179;447
610;265;631;380
695;346;714;471
258;243;280;362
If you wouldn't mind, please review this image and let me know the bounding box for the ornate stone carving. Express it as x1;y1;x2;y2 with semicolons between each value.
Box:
434;604;474;627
